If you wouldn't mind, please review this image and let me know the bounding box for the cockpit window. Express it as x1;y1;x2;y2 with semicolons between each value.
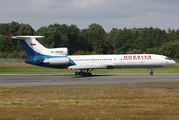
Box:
165;57;171;60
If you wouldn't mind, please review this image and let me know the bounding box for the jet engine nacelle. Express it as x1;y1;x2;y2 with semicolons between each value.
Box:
43;58;69;65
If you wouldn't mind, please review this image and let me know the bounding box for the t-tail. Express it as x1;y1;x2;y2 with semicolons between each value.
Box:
7;36;75;68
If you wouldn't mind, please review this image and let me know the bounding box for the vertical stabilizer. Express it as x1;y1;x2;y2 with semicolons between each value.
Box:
10;36;45;56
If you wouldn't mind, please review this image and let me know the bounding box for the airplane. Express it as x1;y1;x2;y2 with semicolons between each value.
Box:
6;36;176;76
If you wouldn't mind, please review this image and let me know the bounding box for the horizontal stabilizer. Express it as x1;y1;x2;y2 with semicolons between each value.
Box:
6;36;44;40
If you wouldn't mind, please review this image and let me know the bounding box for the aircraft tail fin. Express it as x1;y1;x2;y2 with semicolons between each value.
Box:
7;36;68;57
7;36;45;56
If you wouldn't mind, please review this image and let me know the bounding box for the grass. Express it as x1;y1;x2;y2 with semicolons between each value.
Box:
0;63;179;119
0;62;179;74
0;83;179;119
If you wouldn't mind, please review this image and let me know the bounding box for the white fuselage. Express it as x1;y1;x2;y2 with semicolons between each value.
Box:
68;54;176;69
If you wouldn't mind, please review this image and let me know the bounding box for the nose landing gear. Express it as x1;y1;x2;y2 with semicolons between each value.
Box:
149;68;153;75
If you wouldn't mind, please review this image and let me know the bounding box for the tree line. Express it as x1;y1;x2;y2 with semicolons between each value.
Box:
0;21;179;59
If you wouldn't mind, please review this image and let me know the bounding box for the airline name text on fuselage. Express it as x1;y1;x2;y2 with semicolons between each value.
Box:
123;55;152;60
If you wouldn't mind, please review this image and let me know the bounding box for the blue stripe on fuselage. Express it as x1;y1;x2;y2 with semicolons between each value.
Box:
19;40;76;69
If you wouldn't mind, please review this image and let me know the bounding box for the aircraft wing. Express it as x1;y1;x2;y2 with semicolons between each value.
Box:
68;63;115;70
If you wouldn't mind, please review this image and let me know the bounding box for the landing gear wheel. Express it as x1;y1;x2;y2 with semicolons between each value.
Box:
150;72;153;75
149;68;153;75
88;73;92;76
75;72;79;75
78;72;82;75
74;69;93;76
81;72;85;76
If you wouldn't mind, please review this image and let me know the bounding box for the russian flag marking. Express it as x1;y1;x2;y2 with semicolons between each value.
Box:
31;43;36;46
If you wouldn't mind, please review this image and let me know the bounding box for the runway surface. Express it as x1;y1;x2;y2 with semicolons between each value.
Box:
0;74;179;86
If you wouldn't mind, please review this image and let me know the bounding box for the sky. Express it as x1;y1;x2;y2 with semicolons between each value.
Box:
1;0;179;32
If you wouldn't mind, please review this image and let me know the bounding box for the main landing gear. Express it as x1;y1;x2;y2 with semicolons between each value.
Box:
149;68;153;75
75;69;94;76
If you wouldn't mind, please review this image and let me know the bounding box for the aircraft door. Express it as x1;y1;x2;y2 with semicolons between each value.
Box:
120;57;123;64
141;57;145;63
91;58;95;63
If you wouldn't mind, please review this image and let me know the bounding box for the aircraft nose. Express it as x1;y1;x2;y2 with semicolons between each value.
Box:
170;60;176;66
163;59;176;67
172;60;176;65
